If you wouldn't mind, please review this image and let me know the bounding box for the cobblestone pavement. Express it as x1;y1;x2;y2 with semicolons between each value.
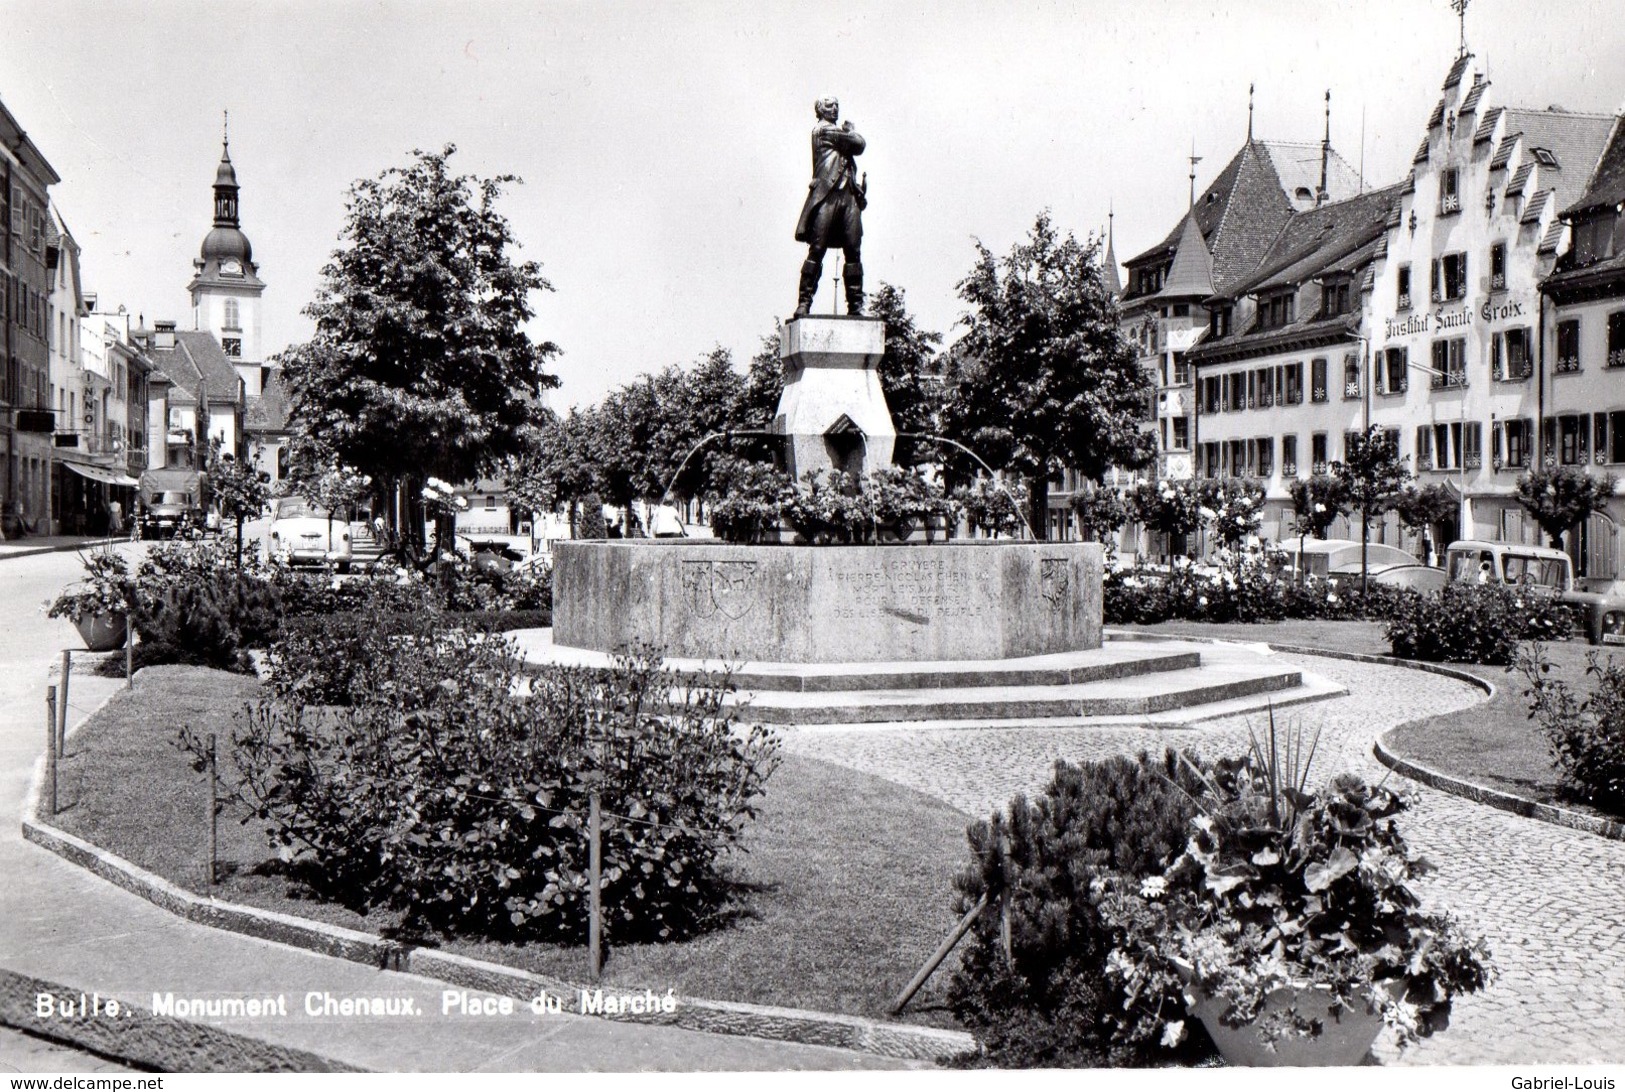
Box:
780;654;1625;1066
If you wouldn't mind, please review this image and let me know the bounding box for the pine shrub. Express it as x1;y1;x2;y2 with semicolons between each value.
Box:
947;751;1215;1068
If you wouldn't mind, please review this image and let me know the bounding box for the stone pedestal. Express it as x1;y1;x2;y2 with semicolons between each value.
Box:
773;316;894;481
552;541;1103;663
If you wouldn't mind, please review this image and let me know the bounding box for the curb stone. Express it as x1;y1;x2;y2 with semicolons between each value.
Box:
1373;735;1625;843
19;671;972;1064
18;816;971;1063
0;968;363;1073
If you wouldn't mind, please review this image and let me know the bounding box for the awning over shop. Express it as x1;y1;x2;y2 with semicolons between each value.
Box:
63;463;139;488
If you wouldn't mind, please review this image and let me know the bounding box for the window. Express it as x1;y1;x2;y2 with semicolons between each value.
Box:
1343;354;1361;400
1170;353;1189;386
1397;265;1412;309
223;299;240;329
1256;437;1274;478
1431;252;1468;301
1311;432;1329;474
1430;338;1467;387
1282;435;1299;476
1210;306;1233;338
1284;361;1303;404
1463;421;1483;468
1490;242;1507;290
1492;327;1532;381
1439;168;1461;214
485;495;498;510
1415;425;1434;470
1255;367;1274;408
1610;311;1625;369
1311;358;1329;402
1201;375;1220;414
1559;414;1587;465
1500;418;1533;469
1171;416;1189;450
1380;347;1409;394
1611;411;1625;464
1322;279;1352;317
1260;292;1296;329
1556;320;1581;373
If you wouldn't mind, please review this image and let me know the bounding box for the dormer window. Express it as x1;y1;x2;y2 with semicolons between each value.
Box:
1438;168;1461;215
1531;147;1558;168
1321;278;1353;317
1259;292;1296;330
1209;305;1233;338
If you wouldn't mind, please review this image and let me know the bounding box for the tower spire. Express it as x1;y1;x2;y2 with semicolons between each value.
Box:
222;108;229;154
1247;82;1255;141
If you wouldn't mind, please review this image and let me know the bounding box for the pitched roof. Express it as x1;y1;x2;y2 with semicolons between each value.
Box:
1234;184;1402;297
1490;134;1518;170
148;331;242;404
1460;76;1489;116
1474;105;1504;144
245;369;289;432
1442;54;1472;90
1154;212;1215;301
1521;189;1552;225
1500;107;1617;212
1505;162;1533;197
1538;221;1566;254
1101;222;1122;295
1562;114;1625;216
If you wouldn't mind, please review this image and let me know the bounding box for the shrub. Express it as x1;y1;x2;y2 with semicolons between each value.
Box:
130;568;282;673
578;493;607;539
955;477;1028;538
1101;562;1413;627
1518;644;1625;814
208;630;780;943
1386;582;1571;665
1199;478;1264;550
947;751;1215;1068
1102;721;1494;1053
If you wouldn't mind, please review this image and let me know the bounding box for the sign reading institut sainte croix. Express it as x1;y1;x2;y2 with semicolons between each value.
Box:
1383;295;1533;342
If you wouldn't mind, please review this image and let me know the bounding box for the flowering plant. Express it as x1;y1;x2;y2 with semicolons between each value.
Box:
1199;477;1265;550
782;469;875;543
421;476;469;516
1101;713;1494;1053
47;548;135;623
954;476;1028;538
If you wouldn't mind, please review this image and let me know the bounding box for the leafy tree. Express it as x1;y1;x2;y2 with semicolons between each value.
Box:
1129;478;1205;561
207;440;271;568
1199;477;1265;551
1333;426;1411;590
280;144;559;557
736;332;784;431
1287;473;1351;540
1070;482;1129;544
1393;483;1458;560
1516;466;1619;549
868;283;943;459
943;213;1155;538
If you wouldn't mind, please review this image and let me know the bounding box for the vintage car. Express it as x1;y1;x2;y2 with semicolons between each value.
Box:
1272;537;1446;590
1443;539;1625;646
267;496;353;571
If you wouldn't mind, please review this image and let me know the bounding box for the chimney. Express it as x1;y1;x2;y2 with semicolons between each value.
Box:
154;319;177;350
84;291;98;312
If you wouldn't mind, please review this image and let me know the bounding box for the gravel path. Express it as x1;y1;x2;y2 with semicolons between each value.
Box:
780;653;1625;1065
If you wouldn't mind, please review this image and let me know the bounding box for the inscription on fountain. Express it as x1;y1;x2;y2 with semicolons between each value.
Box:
829;556;992;622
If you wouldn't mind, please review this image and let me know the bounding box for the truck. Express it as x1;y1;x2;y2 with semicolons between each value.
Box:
1444;539;1625;646
138;467;209;540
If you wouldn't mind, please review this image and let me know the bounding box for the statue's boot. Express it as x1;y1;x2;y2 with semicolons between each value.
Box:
793;260;821;317
844;262;864;315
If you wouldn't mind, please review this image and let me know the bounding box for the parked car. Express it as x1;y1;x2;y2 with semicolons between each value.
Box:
1443;539;1625;646
1272;537;1442;589
267;496;353;571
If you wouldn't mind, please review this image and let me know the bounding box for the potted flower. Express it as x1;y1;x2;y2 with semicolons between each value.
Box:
1103;714;1494;1066
783;469;874;544
869;467;956;543
47;548;134;651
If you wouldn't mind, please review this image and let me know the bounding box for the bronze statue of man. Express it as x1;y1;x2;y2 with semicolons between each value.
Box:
793;96;866;317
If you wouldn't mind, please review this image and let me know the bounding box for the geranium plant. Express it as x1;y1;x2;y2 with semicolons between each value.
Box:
1102;711;1494;1055
782;468;875;543
47;548;135;623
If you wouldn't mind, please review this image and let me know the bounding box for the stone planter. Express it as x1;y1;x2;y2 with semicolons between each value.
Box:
1185;979;1396;1067
74;611;128;653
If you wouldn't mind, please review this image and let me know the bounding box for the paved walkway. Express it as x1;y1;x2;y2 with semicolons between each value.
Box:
780;651;1625;1066
1;549;899;1072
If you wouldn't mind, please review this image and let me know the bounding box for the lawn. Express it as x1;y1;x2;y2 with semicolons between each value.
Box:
50;666;972;1026
1120;620;1624;825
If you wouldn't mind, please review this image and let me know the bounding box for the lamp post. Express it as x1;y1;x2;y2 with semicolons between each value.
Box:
1402;358;1470;543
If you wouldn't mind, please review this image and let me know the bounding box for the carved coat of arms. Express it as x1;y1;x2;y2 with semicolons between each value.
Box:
681;560;761;620
1039;558;1070;610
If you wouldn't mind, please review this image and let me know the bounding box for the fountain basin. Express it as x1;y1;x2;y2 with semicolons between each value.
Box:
552;540;1102;663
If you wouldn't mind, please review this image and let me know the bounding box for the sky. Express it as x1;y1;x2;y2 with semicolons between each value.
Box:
3;0;1623;409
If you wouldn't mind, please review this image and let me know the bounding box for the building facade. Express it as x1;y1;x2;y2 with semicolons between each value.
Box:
1;95;62;538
